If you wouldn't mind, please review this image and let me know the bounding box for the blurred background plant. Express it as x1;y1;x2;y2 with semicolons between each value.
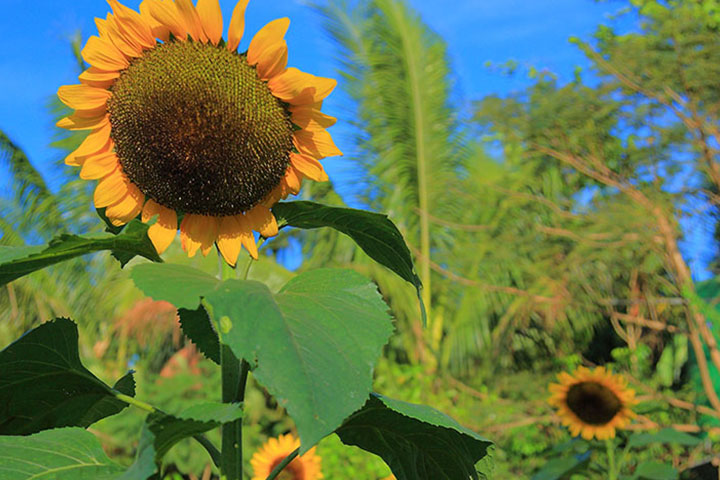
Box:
3;0;720;477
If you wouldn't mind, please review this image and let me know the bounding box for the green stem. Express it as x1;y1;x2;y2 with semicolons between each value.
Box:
265;448;299;480
114;392;220;467
221;345;250;480
605;438;617;480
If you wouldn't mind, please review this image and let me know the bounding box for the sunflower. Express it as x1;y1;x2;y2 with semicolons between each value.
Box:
250;434;322;480
548;366;636;440
57;0;340;265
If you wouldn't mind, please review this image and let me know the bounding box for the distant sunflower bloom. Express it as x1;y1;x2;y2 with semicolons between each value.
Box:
58;0;340;265
250;434;322;480
549;366;636;440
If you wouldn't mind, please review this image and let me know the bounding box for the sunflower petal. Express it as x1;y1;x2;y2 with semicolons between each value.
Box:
290;105;337;129
293;126;342;159
65;123;112;166
79;67;120;89
180;214;218;257
227;0;250;51
175;0;207;42
247;17;290;65
196;0;223;45
146;0;188;40
82;35;129;71
139;0;171;41
57;113;110;131
246;204;278;238
217;215;257;265
57;85;111;117
268;67;336;105
255;41;288;81
108;0;155;47
105;184;144;226
104;14;143;58
290;152;328;182
142;199;178;254
80;151;120;179
94;169;131;208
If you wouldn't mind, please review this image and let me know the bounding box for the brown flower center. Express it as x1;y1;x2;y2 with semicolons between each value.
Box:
566;381;622;425
108;40;293;216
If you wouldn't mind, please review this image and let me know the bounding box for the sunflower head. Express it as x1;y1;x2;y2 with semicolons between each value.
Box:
549;366;636;440
58;0;341;265
250;434;322;480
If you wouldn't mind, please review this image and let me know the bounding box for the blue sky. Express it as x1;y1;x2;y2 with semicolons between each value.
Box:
0;0;712;277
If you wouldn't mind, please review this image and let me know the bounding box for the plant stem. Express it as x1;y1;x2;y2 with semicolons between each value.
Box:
605;438;617;480
221;345;250;480
114;392;156;413
265;448;299;480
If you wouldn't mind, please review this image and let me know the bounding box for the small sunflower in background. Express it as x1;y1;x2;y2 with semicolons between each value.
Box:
57;0;340;265
548;366;636;440
251;434;322;480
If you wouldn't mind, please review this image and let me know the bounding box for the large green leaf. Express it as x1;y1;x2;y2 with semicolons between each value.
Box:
0;219;161;286
0;427;126;480
272;201;421;292
633;461;678;480
0;317;135;435
131;263;219;309
336;393;493;480
178;306;221;364
132;265;393;451
531;454;591;480
627;428;701;448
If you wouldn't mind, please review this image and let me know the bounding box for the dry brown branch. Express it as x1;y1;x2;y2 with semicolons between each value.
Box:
611;311;683;334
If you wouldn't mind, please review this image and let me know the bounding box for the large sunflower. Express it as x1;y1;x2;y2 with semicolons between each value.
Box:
58;0;340;265
548;366;636;440
250;434;322;480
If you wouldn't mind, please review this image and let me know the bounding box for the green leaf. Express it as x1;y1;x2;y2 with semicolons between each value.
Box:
634;461;678;480
146;402;241;460
0;219;162;286
0;427;126;479
204;268;393;451
627;428;701;448
178;306;221;364
531;454;591;480
272;201;421;292
0;317;135;435
336;393;493;480
131;263;219;310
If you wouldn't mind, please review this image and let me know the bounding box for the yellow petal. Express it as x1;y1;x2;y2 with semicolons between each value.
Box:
290;152;328;182
290;105;336;129
175;0;207;42
227;0;250;51
57;85;111;111
82;35;129;71
196;0;223;45
284;166;301;194
147;0;188;40
180;214;219;257
108;0;156;49
255;41;288;81
65;122;112;166
105;184;144;226
246;204;278;238
247;17;290;65
57;113;110;131
79;67;120;89
94;169;131;208
268;68;337;105
139;0;171;41
217;215;257;265
142;199;178;254
293;126;342;159
80;151;120;179
104;14;142;58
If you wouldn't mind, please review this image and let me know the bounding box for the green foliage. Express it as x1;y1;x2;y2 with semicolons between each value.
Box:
0;317;134;435
336;393;493;480
0;428;126;480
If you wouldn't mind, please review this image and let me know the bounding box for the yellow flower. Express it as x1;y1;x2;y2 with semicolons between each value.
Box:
57;0;340;265
548;366;636;440
251;434;322;480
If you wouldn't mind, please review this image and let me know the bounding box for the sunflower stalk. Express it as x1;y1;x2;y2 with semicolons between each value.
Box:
605;439;617;480
221;345;250;480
